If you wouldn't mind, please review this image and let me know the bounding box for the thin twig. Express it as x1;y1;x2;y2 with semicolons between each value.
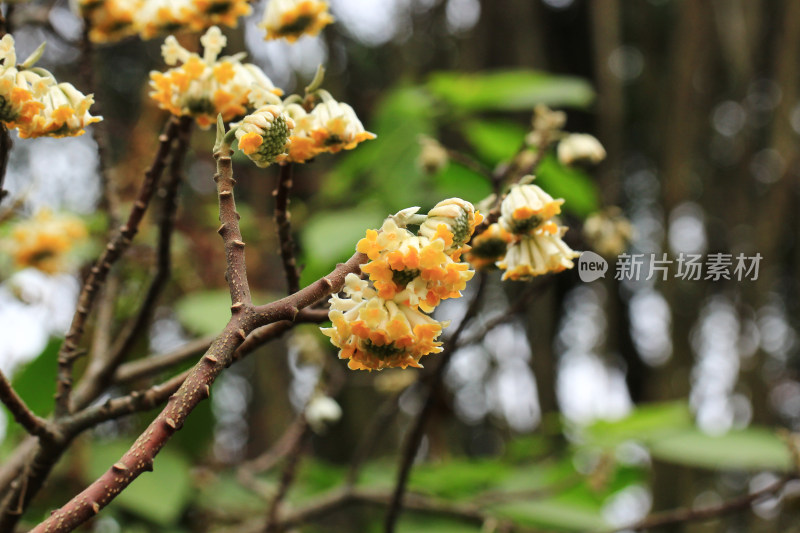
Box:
446;149;494;184
614;475;793;532
0;370;58;441
384;273;488;532
274;164;301;294
264;428;309;532
71;117;193;412
54;117;180;418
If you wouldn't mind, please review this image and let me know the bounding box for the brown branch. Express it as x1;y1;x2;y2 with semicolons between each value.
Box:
0;370;58;441
112;336;216;385
71;117;193;412
384;272;488;532
0;125;11;206
446;149;495;186
274;163;301;294
54;117;180;418
615;475;792;532
30;132;366;532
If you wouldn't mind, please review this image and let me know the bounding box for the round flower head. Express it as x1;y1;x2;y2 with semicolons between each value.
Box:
22;82;102;139
189;0;252;29
234;105;295;168
498;227;579;281
81;0;140;43
465;223;514;269
583;206;633;257
135;0;193;39
149;27;282;129
500;183;564;235
321;274;447;371
8;210;88;274
261;0;334;42
418;198;483;258
557;133;606;166
417;136;449;175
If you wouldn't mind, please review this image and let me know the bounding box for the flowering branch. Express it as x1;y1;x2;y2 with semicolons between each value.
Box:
29;120;367;531
54;117;180;418
274;163;301;294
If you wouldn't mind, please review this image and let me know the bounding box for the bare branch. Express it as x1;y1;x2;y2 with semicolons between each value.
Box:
54;117;180;417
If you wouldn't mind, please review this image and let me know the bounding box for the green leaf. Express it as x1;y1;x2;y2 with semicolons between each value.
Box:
7;338;61;422
322;87;435;211
175;289;276;336
86;440;192;525
535;154;600;217
583;402;693;448
460;119;527;164
298;203;385;286
433;163;492;205
490;497;609;532
409;459;512;500
649;427;793;472
427;70;595;111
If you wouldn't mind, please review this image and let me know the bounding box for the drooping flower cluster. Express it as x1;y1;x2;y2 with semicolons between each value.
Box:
465;181;579;280
322;199;482;371
277;93;375;163
260;0;335;42
149;27;282;129
74;0;252;43
0;35;101;138
5;210;88;274
494;182;579;280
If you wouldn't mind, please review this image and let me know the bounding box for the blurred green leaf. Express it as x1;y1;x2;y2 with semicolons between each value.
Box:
433;163;492;205
322;87;435;211
490;496;608;532
86;440;192;525
427;70;595;111
195;472;266;514
460;119;527;164
8;338;61;422
299;203;385;286
409;459;512;500
649;427;793;472
583;402;693;448
175;289;275;336
535;154;600;217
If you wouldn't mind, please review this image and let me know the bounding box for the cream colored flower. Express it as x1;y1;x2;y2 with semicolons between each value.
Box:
583;207;633;257
417;198;483;258
557;133;606;166
234;105;295;167
22;82;101;139
465;223;514;269
499;183;564;235
417;136;449;175
149;27;283;129
498;227;579;281
261;0;334;42
305;395;342;433
321;274;447;371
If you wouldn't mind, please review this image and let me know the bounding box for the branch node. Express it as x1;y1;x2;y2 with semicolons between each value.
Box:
204;354;218;364
231;301;244;312
232;239;245;248
217;223;226;235
237;328;247;341
165;417;177;430
112;462;128;472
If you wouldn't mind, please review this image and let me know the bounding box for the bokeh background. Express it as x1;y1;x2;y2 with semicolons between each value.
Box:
2;0;800;531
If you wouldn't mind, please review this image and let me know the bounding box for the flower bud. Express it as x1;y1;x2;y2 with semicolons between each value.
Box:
557;133;606;166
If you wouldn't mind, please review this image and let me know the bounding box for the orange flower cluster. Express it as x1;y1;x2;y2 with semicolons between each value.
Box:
260;0;334;42
75;0;252;43
6;210;88;274
0;36;100;138
322;199;482;371
149;27;282;129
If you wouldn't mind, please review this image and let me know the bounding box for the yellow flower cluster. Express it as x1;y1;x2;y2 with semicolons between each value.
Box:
0;36;100;139
260;0;334;42
277;94;375;163
75;0;252;43
6;210;88;274
323;199;482;371
479;181;579;281
149;27;282;129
